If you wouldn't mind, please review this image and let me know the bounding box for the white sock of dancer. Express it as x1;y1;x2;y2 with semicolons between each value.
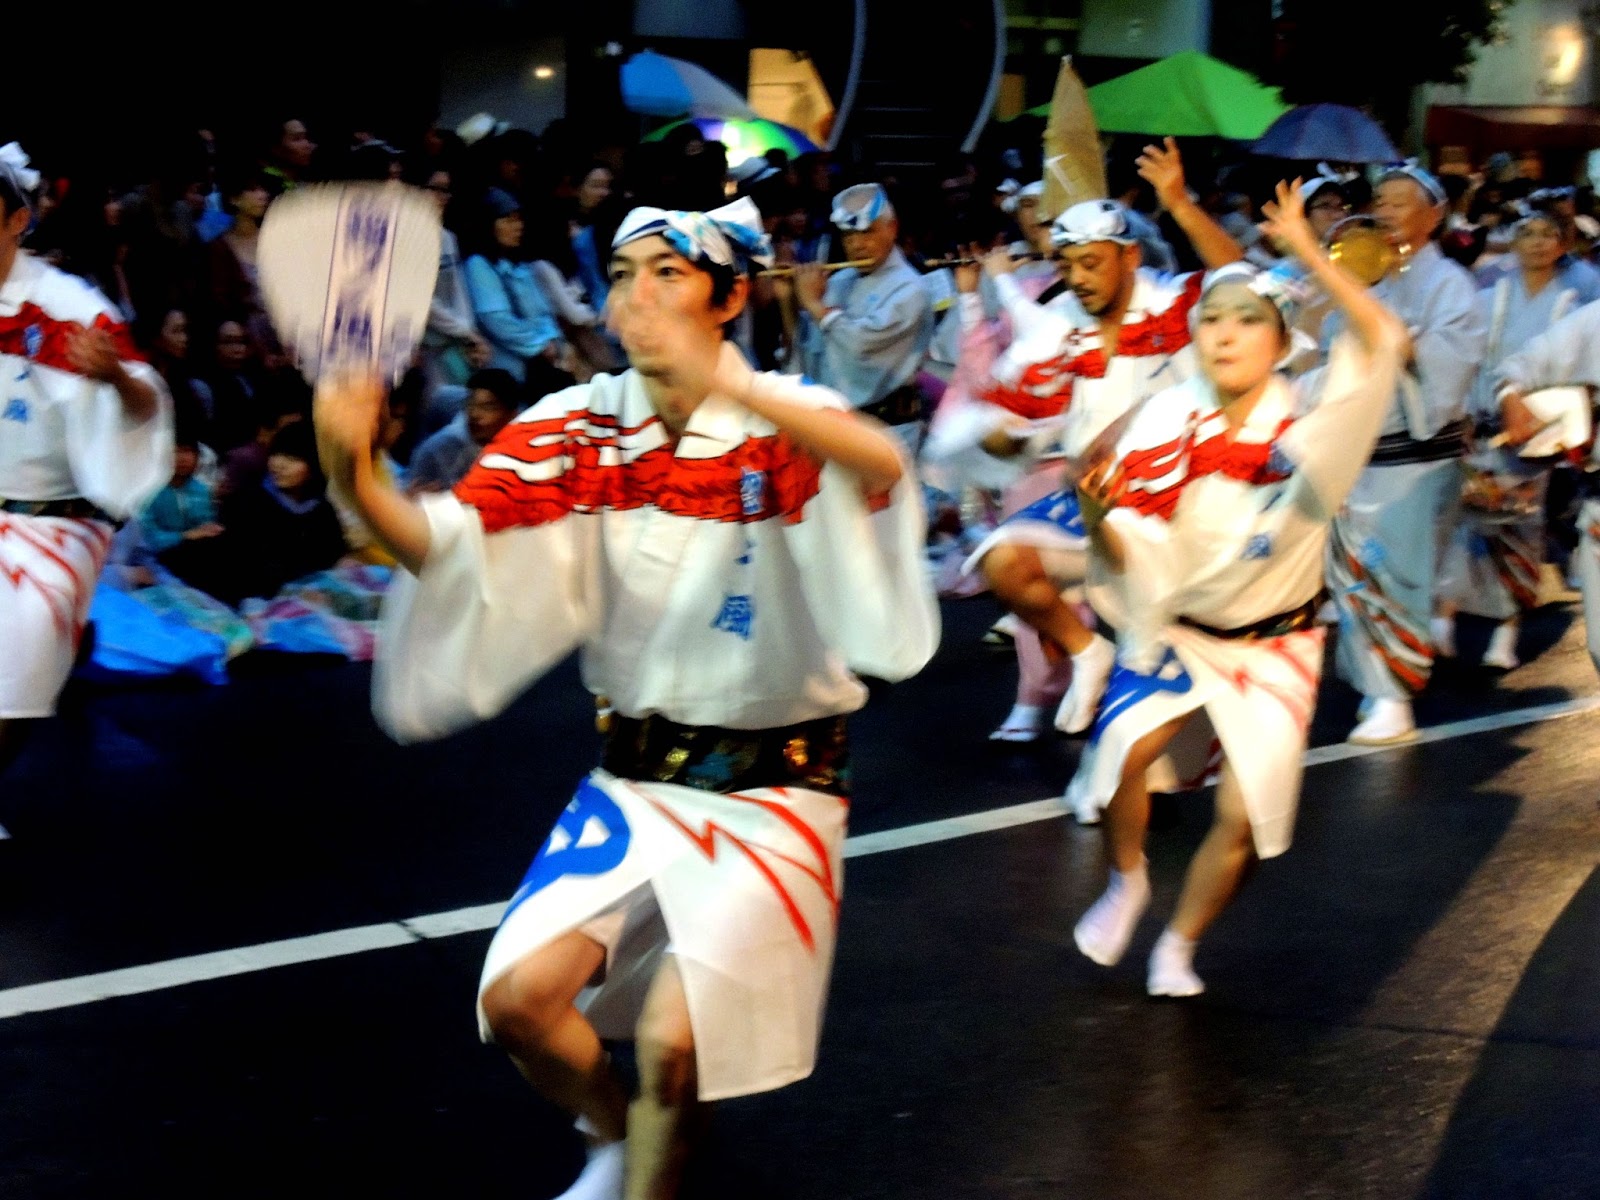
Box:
1147;928;1205;998
1055;633;1116;735
990;703;1043;741
553;1140;625;1200
1483;620;1520;671
1431;614;1457;658
1073;860;1151;966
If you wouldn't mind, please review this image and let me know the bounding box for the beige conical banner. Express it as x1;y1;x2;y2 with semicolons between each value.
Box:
1040;56;1107;221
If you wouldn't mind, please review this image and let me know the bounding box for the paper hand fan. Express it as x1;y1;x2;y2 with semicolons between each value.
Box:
1515;386;1592;459
258;182;441;385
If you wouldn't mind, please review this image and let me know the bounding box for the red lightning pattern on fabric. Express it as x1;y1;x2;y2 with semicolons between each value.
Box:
454;411;826;534
1119;414;1296;520
0;304;145;374
642;794;836;953
0;515;113;641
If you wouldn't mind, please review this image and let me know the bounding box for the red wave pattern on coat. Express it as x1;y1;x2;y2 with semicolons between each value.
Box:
455;411;825;533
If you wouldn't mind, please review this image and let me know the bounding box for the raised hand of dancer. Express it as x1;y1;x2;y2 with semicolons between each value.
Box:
312;372;431;574
313;371;385;491
1136;138;1190;213
1258;179;1319;261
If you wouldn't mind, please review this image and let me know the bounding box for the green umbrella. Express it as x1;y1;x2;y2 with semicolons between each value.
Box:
1025;51;1289;141
642;117;819;161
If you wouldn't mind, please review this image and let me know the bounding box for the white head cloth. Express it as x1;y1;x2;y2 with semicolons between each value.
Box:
1050;199;1139;248
0;143;41;208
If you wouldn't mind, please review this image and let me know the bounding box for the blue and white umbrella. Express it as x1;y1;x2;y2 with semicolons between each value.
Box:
621;50;755;122
1251;103;1401;164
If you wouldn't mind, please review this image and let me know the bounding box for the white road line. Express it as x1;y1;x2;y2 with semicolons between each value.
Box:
2;692;1596;1022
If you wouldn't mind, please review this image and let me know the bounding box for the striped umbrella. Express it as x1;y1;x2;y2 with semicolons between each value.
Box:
643;117;819;162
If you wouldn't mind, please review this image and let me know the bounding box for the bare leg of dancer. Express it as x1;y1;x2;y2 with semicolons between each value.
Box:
626;957;703;1200
480;932;631;1196
1073;715;1188;966
982;544;1115;734
1148;761;1259;997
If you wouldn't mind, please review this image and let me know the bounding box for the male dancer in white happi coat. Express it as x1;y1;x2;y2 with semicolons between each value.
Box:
0;143;172;837
949;140;1245;743
1065;181;1408;997
312;198;937;1200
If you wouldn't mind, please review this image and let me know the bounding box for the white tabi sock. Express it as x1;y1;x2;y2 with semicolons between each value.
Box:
1483;621;1521;671
1054;633;1116;735
990;703;1043;742
553;1140;625;1200
1431;615;1457;658
1147;928;1205;998
1073;861;1151;967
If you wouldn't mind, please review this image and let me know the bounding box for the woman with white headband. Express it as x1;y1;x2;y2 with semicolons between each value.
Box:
0;143;172;835
1064;180;1408;998
312;195;937;1200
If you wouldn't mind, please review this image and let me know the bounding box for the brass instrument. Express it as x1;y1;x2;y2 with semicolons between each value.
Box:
1326;216;1407;287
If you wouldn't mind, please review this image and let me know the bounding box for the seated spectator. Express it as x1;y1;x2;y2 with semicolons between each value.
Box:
207;168;276;361
406;367;524;493
161;421;347;607
463;188;570;383
139;433;221;555
526;206;620;381
202;318;274;454
145;307;214;441
417;166;488;435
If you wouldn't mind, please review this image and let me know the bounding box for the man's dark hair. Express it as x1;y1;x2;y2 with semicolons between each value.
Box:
465;368;522;410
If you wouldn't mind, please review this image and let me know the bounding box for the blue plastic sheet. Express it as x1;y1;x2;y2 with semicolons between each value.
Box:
77;586;232;686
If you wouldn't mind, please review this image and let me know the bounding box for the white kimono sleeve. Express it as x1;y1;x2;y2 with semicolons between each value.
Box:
1495;299;1600;395
1278;328;1405;519
373;493;601;743
63;360;174;520
770;383;940;682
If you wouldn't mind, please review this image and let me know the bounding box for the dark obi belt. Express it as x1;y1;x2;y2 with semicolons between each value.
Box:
1175;593;1324;641
602;712;852;798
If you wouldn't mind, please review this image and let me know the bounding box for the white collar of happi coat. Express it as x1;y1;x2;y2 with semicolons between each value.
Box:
0;250;42;314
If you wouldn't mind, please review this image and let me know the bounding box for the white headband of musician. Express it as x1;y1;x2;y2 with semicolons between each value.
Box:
1001;180;1044;214
1050;199;1139;248
1375;161;1447;207
831;183;893;231
613;196;775;272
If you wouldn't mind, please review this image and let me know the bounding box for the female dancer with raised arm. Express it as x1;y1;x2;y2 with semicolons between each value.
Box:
1064;180;1409;997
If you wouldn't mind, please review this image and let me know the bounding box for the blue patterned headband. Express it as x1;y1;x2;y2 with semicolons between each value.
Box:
831;183;893;231
612;196;775;273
